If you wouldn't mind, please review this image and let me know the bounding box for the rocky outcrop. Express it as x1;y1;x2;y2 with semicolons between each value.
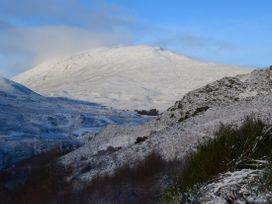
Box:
184;169;272;203
161;69;272;124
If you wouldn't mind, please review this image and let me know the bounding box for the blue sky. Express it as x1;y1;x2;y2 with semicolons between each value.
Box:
0;0;272;77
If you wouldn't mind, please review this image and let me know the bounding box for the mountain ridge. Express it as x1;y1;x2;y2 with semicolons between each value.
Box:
13;45;252;111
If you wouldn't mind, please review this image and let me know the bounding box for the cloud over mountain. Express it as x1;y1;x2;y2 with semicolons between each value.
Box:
0;0;136;77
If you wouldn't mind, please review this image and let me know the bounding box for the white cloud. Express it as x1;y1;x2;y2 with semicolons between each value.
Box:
0;25;132;76
0;0;137;77
0;0;134;30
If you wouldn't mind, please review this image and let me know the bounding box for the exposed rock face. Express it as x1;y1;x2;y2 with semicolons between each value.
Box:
60;68;272;186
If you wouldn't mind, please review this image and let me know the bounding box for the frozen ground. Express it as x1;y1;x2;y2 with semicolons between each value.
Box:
187;169;272;203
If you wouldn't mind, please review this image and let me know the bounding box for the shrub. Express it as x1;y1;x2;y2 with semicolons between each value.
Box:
135;136;148;144
135;109;159;116
4;116;271;204
77;151;180;204
1;150;179;204
0;150;73;204
164;116;272;202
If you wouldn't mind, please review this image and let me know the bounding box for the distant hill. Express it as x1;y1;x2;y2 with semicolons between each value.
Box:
0;76;147;170
13;45;251;111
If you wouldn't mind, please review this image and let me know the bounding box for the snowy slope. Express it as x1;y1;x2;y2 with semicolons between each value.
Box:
0;76;147;170
60;68;272;183
13;45;252;111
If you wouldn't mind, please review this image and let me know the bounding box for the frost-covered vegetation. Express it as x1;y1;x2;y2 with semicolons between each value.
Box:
2;117;272;204
163;116;272;203
2;68;272;203
0;76;148;171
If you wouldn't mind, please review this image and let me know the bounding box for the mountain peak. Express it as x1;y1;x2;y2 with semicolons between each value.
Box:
13;45;252;111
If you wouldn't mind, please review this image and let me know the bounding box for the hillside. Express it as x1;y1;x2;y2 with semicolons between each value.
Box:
56;68;272;203
2;68;272;203
13;45;251;111
60;68;272;176
0;76;147;171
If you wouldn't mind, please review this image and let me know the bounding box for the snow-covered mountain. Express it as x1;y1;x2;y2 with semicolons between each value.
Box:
13;45;252;111
59;69;272;189
0;76;147;170
3;67;272;203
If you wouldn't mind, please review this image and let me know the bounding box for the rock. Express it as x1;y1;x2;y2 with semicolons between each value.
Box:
185;169;272;203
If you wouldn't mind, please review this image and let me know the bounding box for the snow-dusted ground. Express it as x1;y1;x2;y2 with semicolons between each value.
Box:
60;69;272;183
0;76;148;171
13;45;251;111
3;59;272;202
187;169;272;203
